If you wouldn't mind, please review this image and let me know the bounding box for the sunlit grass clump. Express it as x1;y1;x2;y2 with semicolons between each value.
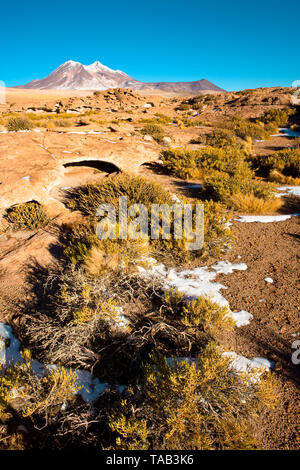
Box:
230;193;283;214
6;117;34;131
5;201;49;230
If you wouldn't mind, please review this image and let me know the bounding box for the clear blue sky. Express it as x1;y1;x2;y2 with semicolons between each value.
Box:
0;0;299;91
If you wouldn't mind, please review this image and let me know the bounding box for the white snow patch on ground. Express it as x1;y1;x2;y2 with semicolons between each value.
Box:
138;263;229;307
66;131;87;135
270;128;300;138
236;214;300;223
46;365;108;403
276;186;300;197
223;352;274;373
64;131;105;135
230;311;253;327
167;353;273;377
0;323;23;365
278;127;300;138
138;260;250;327
0;322;108;403
211;260;247;275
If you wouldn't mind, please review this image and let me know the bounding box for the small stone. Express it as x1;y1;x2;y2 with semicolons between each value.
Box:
162;136;172;147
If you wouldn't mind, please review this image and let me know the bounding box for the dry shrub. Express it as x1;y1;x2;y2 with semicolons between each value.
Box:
63;219;151;271
66;174;173;216
0;359;77;430
230;193;283;214
216;116;276;141
109;342;278;450
0;427;26;450
6;117;34;131
5;201;49;230
258;108;294;127
163;289;234;334
22;266;132;367
252;148;300;179
65;175;231;262
53;119;72;127
83;245;119;276
140;124;165;143
268;169;300;185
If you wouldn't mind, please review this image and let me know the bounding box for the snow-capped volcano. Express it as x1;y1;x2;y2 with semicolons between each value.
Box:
21;60;139;91
19;60;225;93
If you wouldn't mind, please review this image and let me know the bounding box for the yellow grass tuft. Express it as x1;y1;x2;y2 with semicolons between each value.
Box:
230;193;283;214
83;245;119;276
269;169;300;185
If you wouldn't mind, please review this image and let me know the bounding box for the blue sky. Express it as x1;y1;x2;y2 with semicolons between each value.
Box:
0;0;299;90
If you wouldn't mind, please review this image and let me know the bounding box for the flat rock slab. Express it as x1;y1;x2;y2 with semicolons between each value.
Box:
0;130;159;218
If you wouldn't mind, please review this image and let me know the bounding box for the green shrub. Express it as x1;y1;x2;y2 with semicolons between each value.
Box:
154;113;173;124
141;124;165;143
161;148;201;179
109;342;278;450
217;117;271;141
0;359;78;430
66;175;231;262
66;174;173;216
258;108;294;127
203;165;275;204
6;117;34;131
161;146;276;210
5;201;49;230
164;290;234;333
138;114;172;125
162;145;248;180
191;128;238;147
202;200;231;256
251;148;300;178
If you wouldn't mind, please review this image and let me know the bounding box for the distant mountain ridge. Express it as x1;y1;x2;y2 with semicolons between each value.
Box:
17;60;225;93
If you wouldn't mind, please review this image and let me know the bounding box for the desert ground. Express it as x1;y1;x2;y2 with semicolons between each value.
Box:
0;86;299;450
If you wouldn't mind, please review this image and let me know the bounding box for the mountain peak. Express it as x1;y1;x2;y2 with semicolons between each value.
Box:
61;60;81;68
85;61;116;74
18;60;225;93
